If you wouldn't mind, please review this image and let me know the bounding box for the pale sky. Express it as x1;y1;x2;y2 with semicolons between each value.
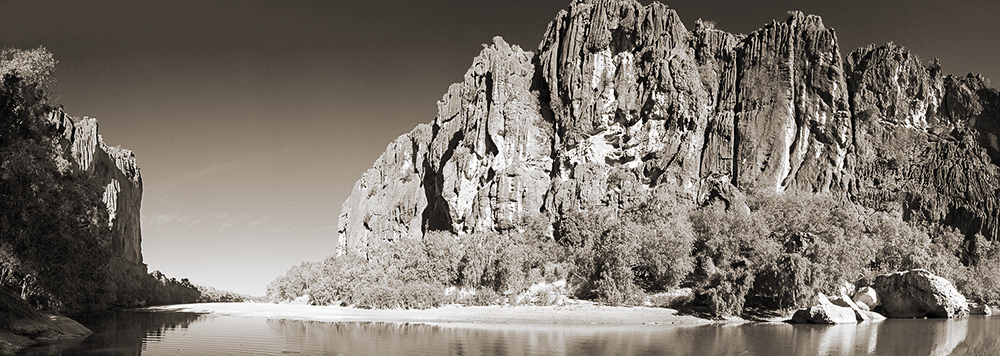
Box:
1;0;996;296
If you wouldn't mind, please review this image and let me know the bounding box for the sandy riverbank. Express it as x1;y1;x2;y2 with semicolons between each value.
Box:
143;302;741;327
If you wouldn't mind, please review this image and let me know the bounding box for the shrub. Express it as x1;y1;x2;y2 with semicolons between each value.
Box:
867;212;931;273
644;288;695;308
702;268;755;317
420;231;463;285
627;194;696;291
965;257;1000;304
557;193;696;306
690;201;771;316
749;192;871;298
462;288;503;306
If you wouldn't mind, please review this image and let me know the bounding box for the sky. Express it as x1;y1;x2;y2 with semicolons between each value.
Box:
0;0;997;296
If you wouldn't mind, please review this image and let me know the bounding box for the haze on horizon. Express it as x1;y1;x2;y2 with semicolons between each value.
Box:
0;0;996;296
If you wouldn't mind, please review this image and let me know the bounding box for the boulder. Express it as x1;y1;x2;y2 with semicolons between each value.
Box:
828;292;859;309
852;286;879;311
858;310;887;322
791;304;858;324
969;303;992;316
0;287;92;355
790;293;860;324
871;269;969;318
838;282;857;298
829;291;885;322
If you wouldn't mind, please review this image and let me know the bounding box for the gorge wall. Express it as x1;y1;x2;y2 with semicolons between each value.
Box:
338;0;1000;255
46;111;144;265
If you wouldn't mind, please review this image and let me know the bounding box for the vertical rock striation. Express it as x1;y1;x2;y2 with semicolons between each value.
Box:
47;112;144;265
337;0;1000;254
732;13;852;193
847;44;1000;240
338;38;551;255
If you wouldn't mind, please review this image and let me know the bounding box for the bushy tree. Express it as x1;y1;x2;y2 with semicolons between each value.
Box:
557;193;696;305
746;192;872;310
867;212;931;272
689;192;877;315
0;50;203;311
0;70;116;311
689;201;772;316
0;47;57;99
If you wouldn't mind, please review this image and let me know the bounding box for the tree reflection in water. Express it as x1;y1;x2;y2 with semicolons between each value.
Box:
20;311;205;356
18;312;1000;355
267;317;1000;356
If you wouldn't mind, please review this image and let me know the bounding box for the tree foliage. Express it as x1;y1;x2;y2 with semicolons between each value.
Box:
270;185;1000;316
0;49;201;312
0;70;113;311
0;47;57;100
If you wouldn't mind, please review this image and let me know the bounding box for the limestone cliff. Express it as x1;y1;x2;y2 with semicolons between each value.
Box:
338;0;1000;254
46;111;144;265
337;38;551;254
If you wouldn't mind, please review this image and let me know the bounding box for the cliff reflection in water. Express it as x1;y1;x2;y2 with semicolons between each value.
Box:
20;311;1000;355
20;311;205;356
265;316;1000;356
265;320;696;355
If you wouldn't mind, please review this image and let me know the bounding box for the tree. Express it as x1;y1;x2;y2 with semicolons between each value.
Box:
0;47;57;100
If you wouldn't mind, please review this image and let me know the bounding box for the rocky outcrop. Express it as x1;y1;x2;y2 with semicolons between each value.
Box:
968;303;992;315
46;111;144;265
871;269;969;318
791;294;858;324
828;291;886;322
852;286;879;310
337;0;1000;255
791;304;857;324
0;286;91;355
791;292;885;324
338;38;551;254
847;44;1000;240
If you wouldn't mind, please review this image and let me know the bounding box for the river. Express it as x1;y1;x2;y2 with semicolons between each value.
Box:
18;310;1000;355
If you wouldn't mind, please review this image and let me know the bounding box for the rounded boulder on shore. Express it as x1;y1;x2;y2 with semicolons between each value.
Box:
871;269;969;318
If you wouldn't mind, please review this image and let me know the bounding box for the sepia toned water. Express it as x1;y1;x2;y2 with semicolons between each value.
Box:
19;310;1000;355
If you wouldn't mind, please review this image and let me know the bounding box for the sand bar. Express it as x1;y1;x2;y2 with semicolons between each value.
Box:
143;302;726;327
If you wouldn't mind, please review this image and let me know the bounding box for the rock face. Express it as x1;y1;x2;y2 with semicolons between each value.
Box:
337;38;551;254
847;45;1000;239
871;269;969;318
337;0;1000;255
46;111;144;265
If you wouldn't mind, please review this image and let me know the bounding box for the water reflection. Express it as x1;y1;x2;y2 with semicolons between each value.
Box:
20;311;204;355
263;316;1000;356
265;320;707;355
18;310;1000;355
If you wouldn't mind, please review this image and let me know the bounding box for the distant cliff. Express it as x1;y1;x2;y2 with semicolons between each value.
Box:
0;47;202;312
47;111;144;265
338;0;999;255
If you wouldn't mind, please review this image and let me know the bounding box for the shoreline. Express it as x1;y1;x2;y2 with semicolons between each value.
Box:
143;302;753;327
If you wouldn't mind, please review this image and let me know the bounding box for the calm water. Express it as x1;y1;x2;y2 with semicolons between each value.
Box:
19;310;1000;355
